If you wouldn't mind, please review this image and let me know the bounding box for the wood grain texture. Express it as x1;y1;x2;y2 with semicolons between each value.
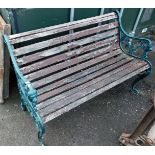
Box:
0;68;4;103
9;12;117;42
36;54;128;96
3;24;11;99
25;43;119;81
0;17;4;103
37;56;133;104
14;26;118;57
17;31;118;66
38;61;146;115
0;16;11;102
20;36;118;74
31;48;121;89
42;64;149;123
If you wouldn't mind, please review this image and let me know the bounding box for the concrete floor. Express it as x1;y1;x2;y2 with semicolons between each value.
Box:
0;74;153;145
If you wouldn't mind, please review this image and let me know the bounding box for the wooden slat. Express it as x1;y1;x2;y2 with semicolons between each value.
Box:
17;31;118;66
20;36;118;74
25;43;119;81
9;12;117;41
3;25;11;99
0;20;4;103
43;64;148;123
39;61;148;118
0;16;11;103
37;54;128;96
31;49;121;89
37;56;133;103
14;24;118;57
11;19;118;46
37;60;144;110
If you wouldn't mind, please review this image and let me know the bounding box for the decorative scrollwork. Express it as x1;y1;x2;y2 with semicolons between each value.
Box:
119;30;152;60
115;10;152;95
4;35;45;145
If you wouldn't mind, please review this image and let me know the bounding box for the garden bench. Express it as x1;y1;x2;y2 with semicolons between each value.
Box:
4;11;152;145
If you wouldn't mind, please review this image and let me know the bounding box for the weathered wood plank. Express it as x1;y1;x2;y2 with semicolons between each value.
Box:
43;65;149;123
37;56;133;103
9;12;117;41
37;53;128;95
20;36;118;74
37;60;145;111
0;68;3;103
14;24;118;57
0;15;11;103
0;23;4;103
25;43;119;81
3;24;11;99
17;32;118;66
11;17;118;44
31;49;121;88
39;62;148;118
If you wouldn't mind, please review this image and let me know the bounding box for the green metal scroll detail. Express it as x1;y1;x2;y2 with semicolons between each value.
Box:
115;10;152;94
115;10;152;62
3;35;45;145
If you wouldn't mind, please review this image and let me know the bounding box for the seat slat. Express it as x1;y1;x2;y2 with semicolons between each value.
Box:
31;48;121;89
14;25;118;57
37;54;128;96
37;60;145;110
20;36;118;74
39;61;148;117
25;43;119;81
37;56;133;103
9;12;117;43
43;64;148;123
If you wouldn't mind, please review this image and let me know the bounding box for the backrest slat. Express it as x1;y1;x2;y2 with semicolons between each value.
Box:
20;36;118;74
14;21;118;57
25;43;119;81
16;29;118;66
9;12;117;42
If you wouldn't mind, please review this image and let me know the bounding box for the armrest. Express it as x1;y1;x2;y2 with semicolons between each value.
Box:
3;35;37;105
115;11;152;60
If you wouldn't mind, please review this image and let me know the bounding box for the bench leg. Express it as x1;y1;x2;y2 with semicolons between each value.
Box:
17;80;46;145
38;128;45;146
131;70;150;95
36;119;45;145
20;99;27;111
18;82;27;111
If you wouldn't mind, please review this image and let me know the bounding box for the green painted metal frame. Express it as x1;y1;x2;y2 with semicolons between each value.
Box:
3;11;152;145
115;10;152;94
3;35;45;145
